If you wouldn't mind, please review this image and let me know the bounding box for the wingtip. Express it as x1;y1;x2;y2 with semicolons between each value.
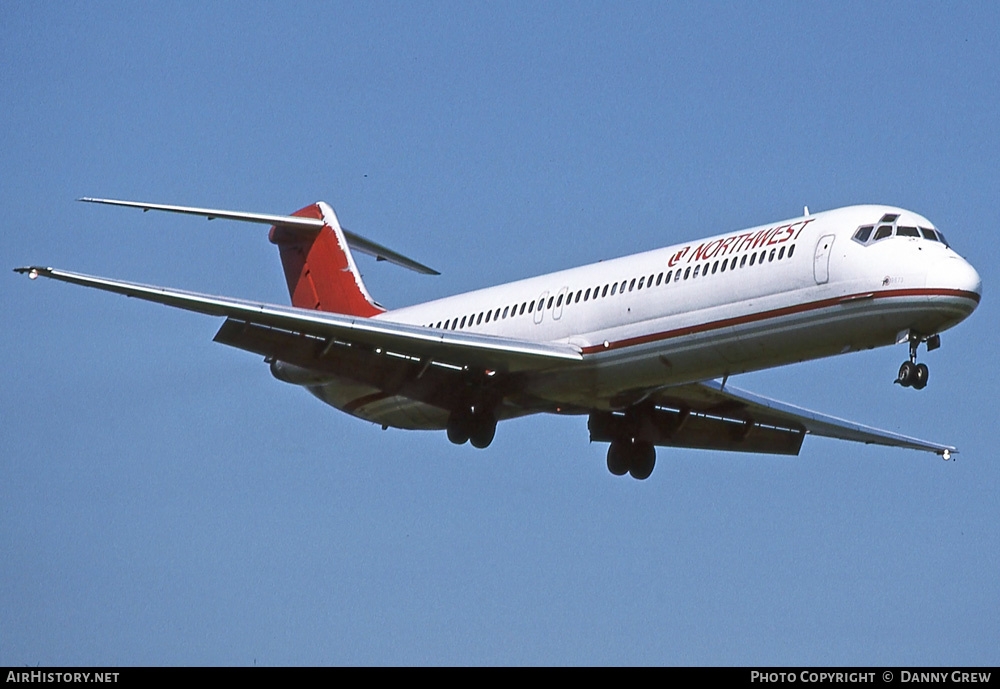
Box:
14;266;46;279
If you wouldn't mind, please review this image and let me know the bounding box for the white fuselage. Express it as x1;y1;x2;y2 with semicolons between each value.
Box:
310;205;981;429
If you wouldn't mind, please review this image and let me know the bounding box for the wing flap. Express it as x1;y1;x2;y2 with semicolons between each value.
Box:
15;266;581;373
588;406;805;455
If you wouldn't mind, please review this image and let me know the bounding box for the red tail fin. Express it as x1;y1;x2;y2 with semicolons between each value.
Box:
268;202;384;317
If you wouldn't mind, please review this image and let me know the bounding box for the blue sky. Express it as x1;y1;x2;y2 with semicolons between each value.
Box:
3;1;998;665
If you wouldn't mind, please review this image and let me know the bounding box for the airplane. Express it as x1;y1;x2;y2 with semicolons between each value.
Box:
16;197;982;479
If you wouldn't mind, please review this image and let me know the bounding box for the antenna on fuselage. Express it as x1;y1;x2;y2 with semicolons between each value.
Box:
803;205;810;216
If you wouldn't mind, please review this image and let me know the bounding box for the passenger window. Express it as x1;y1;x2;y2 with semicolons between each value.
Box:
629;278;637;291
477;313;484;325
547;297;554;309
619;280;627;293
666;270;672;282
740;255;748;268
712;260;719;274
575;290;582;303
584;288;591;301
749;253;756;266
788;245;795;258
874;225;893;240
602;285;609;297
460;316;467;328
502;306;509;319
656;272;663;286
556;294;563;308
520;303;527;315
527;301;534;314
485;310;491;323
684;267;691;279
610;283;618;296
768;248;775;262
693;265;700;278
637;277;645;289
778;246;785;260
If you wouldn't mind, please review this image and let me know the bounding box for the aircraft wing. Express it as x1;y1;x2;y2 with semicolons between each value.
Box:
609;379;955;458
13;266;581;373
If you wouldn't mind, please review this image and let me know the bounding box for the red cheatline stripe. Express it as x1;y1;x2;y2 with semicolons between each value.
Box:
579;288;980;355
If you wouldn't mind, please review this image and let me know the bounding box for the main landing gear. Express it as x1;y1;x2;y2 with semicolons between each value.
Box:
895;332;940;390
607;438;656;480
446;405;497;449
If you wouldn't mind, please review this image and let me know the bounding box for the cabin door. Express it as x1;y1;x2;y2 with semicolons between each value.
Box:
813;234;835;284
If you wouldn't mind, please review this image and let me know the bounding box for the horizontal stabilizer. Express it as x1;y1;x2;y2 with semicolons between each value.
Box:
78;197;439;275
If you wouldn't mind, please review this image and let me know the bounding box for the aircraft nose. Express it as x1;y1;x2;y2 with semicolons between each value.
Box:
928;256;982;305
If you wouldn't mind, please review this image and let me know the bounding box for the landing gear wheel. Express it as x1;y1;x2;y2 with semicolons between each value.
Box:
469;416;497;449
607;442;630;476
628;442;656;480
913;363;929;390
606;439;657;479
446;413;470;445
897;361;916;387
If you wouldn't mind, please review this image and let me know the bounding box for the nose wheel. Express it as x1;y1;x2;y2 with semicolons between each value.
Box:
896;361;928;389
895;332;938;390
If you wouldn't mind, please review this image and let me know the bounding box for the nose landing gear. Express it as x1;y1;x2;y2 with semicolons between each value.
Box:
895;332;940;390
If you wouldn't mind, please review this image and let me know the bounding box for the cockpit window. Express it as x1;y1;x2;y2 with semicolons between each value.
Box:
920;227;949;247
854;217;950;248
874;225;893;241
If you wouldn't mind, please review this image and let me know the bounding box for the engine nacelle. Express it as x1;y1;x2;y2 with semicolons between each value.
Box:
269;360;336;386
